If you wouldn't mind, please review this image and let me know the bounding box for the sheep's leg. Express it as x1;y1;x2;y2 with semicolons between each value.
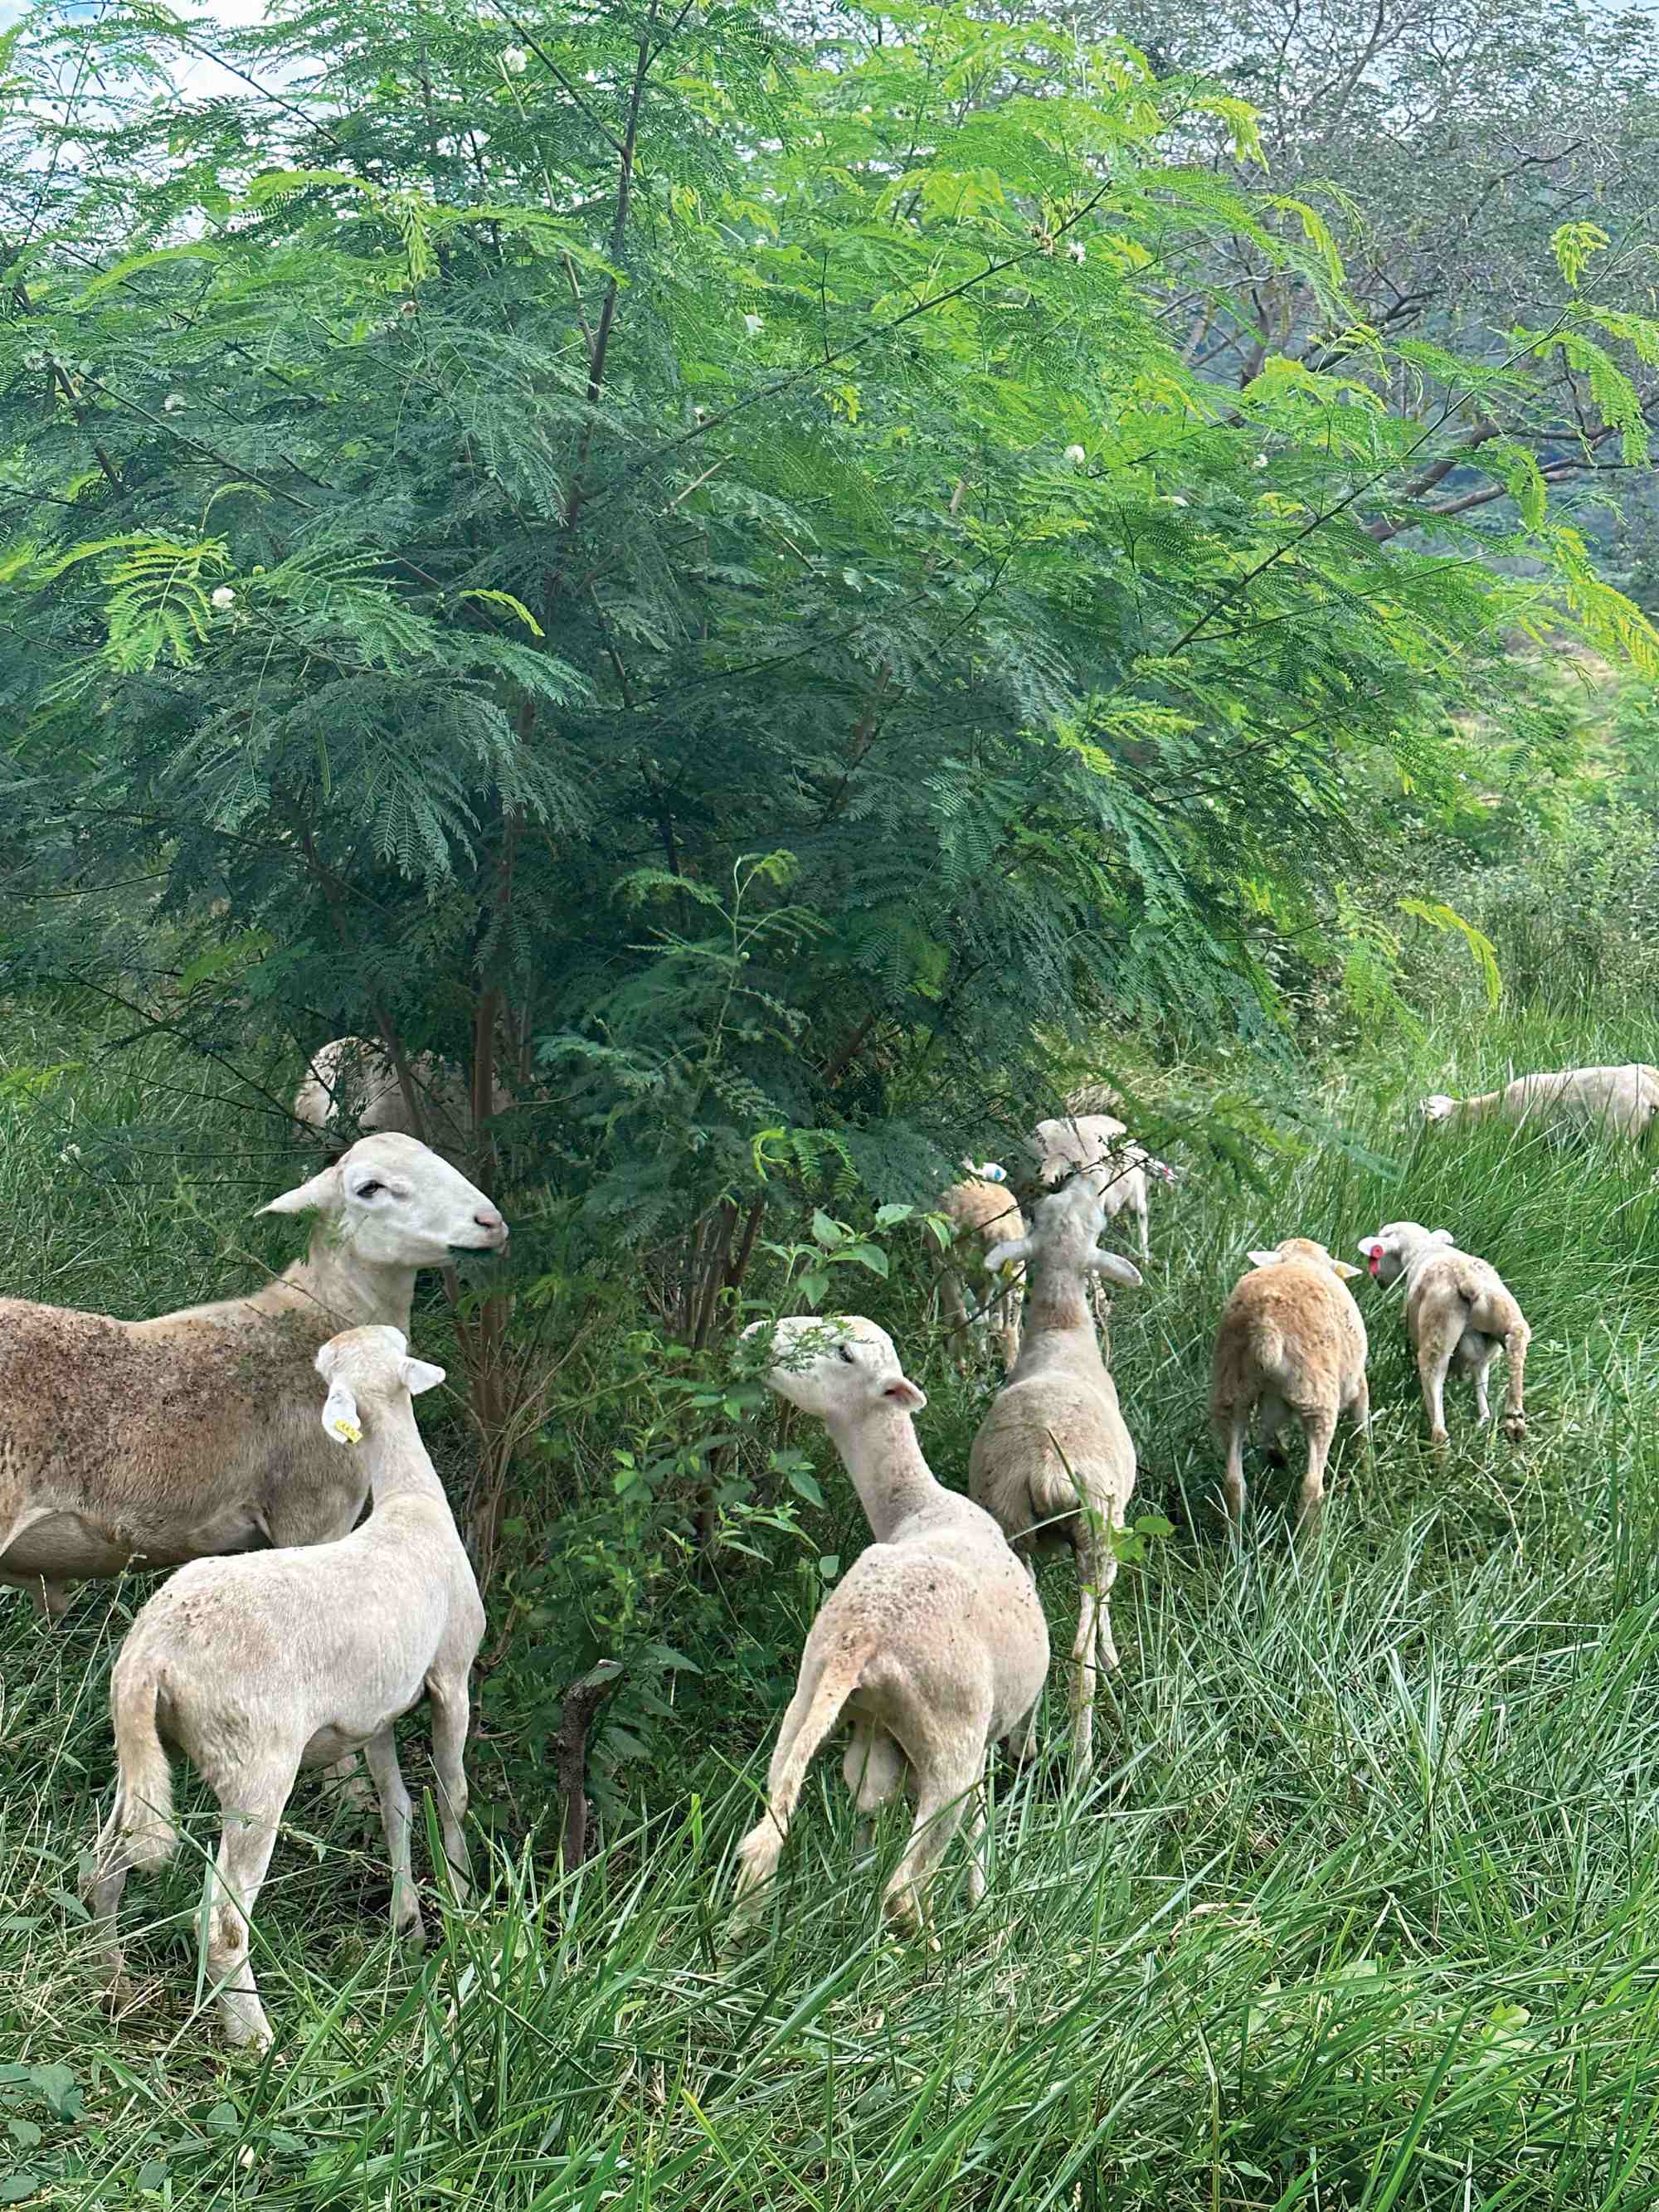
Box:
82;1816;136;2001
1417;1337;1452;1453
964;1787;989;1909
993;1278;1022;1374
1134;1194;1150;1262
363;1727;424;1947
1471;1344;1499;1426
1295;1410;1335;1535
939;1269;975;1376
426;1675;474;1896
1015;1556;1043;1763
883;1757;984;1934
1222;1406;1249;1529
732;1665;825;1915
1068;1553;1103;1780
204;1767;294;2050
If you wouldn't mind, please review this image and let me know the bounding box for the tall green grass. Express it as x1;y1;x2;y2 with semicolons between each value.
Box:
5;1004;1659;2207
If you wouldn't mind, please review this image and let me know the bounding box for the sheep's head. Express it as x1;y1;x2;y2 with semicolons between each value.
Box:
315;1323;446;1442
1419;1094;1458;1124
262;1132;508;1267
990;1176;1142;1290
741;1315;926;1423
1357;1222;1454;1286
1246;1237;1360;1281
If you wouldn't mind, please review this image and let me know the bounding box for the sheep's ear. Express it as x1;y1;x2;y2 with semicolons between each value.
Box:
401;1357;446;1397
1357;1237;1384;1259
883;1377;927;1412
1088;1251;1143;1290
1431;1228;1455;1245
985;1235;1034;1273
1331;1260;1362;1281
1247;1248;1282;1269
263;1164;341;1217
320;1381;363;1446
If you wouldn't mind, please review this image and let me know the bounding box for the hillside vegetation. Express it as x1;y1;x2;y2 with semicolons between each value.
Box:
5;990;1659;2210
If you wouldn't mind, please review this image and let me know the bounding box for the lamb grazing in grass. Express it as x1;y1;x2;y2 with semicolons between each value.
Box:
1210;1239;1369;1534
0;1133;507;1621
937;1162;1026;1373
1420;1064;1659;1144
294;1037;512;1156
732;1315;1048;1935
1358;1222;1530;1451
83;1325;484;2049
968;1178;1143;1777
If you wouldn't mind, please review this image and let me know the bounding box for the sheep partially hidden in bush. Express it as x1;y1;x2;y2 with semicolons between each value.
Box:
732;1315;1048;1935
82;1325;484;2049
294;1037;512;1155
936;1162;1026;1373
1358;1221;1530;1450
1029;1114;1179;1265
0;1133;507;1621
968;1178;1143;1775
1210;1238;1369;1534
1420;1064;1659;1143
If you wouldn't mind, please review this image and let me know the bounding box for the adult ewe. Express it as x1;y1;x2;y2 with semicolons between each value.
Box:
1210;1238;1369;1534
1420;1064;1659;1143
0;1133;506;1619
733;1315;1048;1935
1358;1221;1530;1450
968;1178;1143;1776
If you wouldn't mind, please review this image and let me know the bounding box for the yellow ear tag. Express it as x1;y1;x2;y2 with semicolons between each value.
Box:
328;1416;362;1445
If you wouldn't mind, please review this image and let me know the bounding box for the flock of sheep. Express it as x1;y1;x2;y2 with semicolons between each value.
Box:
1;1048;1654;2047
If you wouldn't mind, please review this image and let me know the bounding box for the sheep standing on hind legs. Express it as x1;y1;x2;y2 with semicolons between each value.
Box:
1210;1239;1369;1535
732;1316;1048;1937
83;1325;485;2050
0;1132;507;1621
1358;1222;1530;1451
968;1178;1144;1778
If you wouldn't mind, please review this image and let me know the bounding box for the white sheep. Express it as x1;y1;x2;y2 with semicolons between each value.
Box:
294;1037;512;1156
0;1132;507;1621
1357;1221;1530;1449
1209;1238;1369;1534
82;1325;484;2049
1420;1064;1659;1143
1029;1114;1178;1264
968;1178;1143;1776
935;1161;1026;1373
732;1315;1048;1934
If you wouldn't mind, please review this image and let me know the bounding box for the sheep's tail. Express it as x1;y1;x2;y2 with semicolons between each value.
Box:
734;1645;873;1902
105;1659;177;1870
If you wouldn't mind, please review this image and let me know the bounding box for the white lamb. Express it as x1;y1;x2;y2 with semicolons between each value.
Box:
732;1315;1048;1933
1420;1064;1659;1143
294;1037;512;1156
1357;1221;1530;1450
967;1178;1143;1776
0;1132;507;1620
1209;1238;1370;1534
82;1325;484;2049
1029;1114;1178;1263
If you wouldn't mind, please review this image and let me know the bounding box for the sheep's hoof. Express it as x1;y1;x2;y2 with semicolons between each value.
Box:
1503;1417;1527;1443
1429;1429;1450;1455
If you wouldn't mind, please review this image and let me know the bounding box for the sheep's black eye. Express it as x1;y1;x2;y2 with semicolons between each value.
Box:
837;1344;855;1364
355;1179;383;1199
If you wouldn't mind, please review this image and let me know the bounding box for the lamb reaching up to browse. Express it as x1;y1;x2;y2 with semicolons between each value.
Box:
1209;1238;1370;1534
1358;1222;1530;1450
1420;1064;1659;1143
732;1315;1048;1935
968;1178;1143;1776
82;1325;485;2050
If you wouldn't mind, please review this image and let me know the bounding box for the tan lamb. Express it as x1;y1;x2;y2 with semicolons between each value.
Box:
936;1162;1026;1373
1420;1064;1659;1143
1358;1221;1530;1450
732;1315;1048;1934
968;1178;1143;1776
1210;1238;1370;1534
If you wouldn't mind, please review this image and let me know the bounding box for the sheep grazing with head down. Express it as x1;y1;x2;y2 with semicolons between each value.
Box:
1358;1221;1530;1451
936;1161;1026;1373
968;1177;1143;1776
732;1315;1048;1936
0;1133;507;1621
1209;1238;1369;1534
83;1325;485;2049
1420;1063;1659;1144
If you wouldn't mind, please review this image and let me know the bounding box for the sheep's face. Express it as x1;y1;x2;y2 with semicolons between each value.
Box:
742;1315;927;1422
1247;1237;1361;1281
1419;1094;1457;1123
1357;1223;1454;1285
262;1132;509;1266
315;1323;446;1441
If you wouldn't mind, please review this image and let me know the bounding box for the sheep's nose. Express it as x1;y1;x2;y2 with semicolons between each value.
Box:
474;1207;508;1242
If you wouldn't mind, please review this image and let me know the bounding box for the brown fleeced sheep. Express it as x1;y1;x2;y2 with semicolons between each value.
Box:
1420;1064;1659;1143
1210;1238;1369;1534
936;1164;1026;1373
1357;1221;1530;1450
